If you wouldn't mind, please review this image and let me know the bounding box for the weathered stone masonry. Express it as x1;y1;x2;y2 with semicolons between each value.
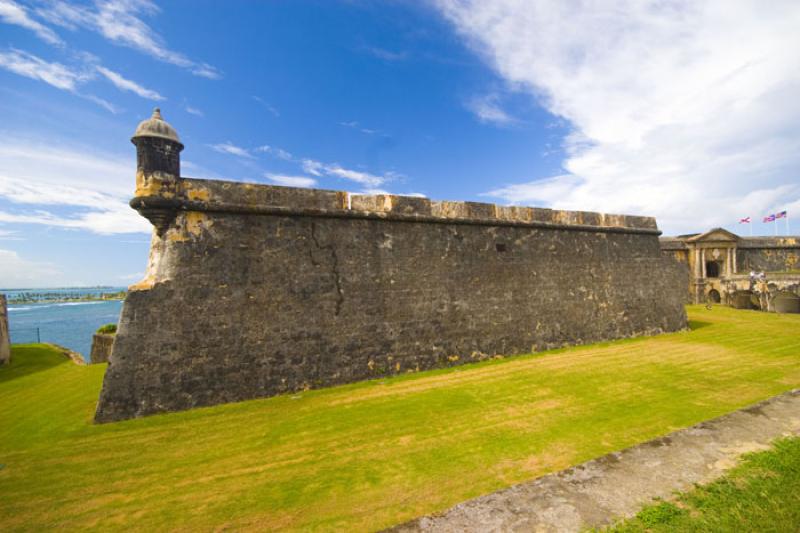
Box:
95;110;688;422
661;228;800;305
90;333;114;364
0;294;10;365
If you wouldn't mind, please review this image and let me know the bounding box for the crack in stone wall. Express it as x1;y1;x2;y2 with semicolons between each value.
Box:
309;221;345;316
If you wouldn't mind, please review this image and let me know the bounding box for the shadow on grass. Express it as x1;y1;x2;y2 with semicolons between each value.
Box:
688;320;713;331
0;344;68;383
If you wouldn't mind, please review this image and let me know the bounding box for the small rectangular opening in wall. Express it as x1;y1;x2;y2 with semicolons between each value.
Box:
496;243;507;253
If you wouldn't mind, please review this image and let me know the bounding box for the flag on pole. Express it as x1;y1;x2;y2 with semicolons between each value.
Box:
763;214;776;222
740;216;752;235
777;210;790;236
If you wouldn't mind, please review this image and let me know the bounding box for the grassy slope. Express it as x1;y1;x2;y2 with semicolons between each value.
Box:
609;437;800;532
0;306;798;531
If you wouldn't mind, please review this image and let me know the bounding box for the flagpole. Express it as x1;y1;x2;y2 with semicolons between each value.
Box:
740;217;753;236
787;212;790;236
775;217;778;236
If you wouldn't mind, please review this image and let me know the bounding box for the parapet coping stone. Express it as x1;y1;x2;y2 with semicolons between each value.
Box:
658;237;688;250
661;235;800;249
133;176;661;235
737;237;800;249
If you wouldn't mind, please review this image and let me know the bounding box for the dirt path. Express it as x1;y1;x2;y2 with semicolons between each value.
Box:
389;389;800;532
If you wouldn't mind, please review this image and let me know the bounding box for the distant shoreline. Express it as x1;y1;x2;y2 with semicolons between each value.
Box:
0;286;121;291
7;291;127;305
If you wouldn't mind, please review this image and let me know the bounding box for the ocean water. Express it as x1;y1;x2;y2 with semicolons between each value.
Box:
4;288;125;362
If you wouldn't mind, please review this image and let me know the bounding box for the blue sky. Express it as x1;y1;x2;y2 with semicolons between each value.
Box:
1;0;799;287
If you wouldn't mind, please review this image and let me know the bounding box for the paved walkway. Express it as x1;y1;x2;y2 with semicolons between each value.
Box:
390;389;800;532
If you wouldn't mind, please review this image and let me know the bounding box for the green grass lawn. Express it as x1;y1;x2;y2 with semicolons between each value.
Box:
608;437;800;532
1;306;799;531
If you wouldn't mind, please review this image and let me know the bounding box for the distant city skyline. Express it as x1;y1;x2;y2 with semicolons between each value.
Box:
1;0;798;287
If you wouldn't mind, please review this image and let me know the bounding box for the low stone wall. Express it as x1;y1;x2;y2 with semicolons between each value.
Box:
90;334;115;364
46;343;86;366
0;294;9;365
738;237;800;272
659;244;692;303
95;177;688;423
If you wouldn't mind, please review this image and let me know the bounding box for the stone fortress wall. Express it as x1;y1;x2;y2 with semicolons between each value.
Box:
0;294;9;365
658;246;693;303
95;110;688;422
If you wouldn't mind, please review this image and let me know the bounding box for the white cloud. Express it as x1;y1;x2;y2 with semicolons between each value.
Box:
214;145;396;189
189;63;219;79
182;160;221;180
324;165;386;187
301;159;389;187
302;158;324;177
465;93;515;125
0;204;146;234
0;249;60;287
364;46;408;62
0;139;150;234
0;228;22;240
484;174;583;205
436;0;800;234
339;120;381;135
38;0;220;78
358;188;390;196
210;142;253;159
256;145;293;160
265;174;317;188
0;48;121;112
355;190;427;198
85;93;119;113
184;104;203;117
0;48;86;91
96;65;164;100
0;0;62;45
252;95;279;116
